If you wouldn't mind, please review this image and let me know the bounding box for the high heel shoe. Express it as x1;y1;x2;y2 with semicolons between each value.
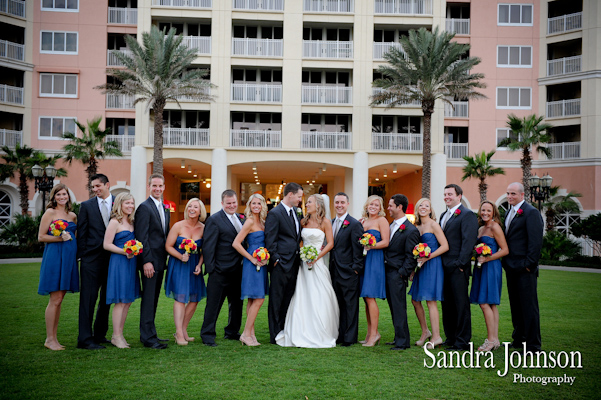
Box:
415;330;432;346
477;339;494;352
252;335;261;346
173;333;188;346
185;336;195;342
111;336;129;349
240;335;258;346
362;333;381;347
359;335;370;344
493;339;501;350
426;337;443;348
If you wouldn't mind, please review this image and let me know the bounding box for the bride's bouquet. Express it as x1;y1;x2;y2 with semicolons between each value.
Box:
123;239;143;256
412;243;432;268
472;243;492;267
300;245;318;270
359;233;377;256
179;238;198;254
251;247;270;271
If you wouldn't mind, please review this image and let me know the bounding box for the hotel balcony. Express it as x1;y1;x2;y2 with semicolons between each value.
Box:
303;41;353;59
233;0;283;11
151;0;212;9
303;0;354;13
182;36;211;55
0;128;22;148
230;129;281;148
445;18;470;35
302;85;352;105
371;88;421;107
547;141;580;159
547;12;582;35
546;99;580;118
0;0;25;18
301;131;351;150
444;143;468;159
231;83;282;103
108;7;137;24
107;49;132;67
372;132;422;152
373;42;402;60
0;84;23;105
105;135;135;154
232;38;283;57
547;55;582;77
106;94;135;109
444;100;468;118
0;39;24;62
149;127;210;148
374;0;433;15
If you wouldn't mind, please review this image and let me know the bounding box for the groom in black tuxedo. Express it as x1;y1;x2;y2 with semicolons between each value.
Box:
329;192;364;346
384;194;420;350
135;174;170;349
200;189;244;346
265;182;303;344
502;182;543;352
77;174;113;349
439;184;478;350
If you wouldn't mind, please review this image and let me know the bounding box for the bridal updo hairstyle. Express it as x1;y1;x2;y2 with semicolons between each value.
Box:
110;192;135;224
244;193;268;224
477;200;502;226
184;197;207;222
46;183;72;211
302;194;326;227
361;195;386;218
414;198;437;225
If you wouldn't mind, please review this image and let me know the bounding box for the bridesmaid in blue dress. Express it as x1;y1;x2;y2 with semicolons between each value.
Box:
165;198;207;346
408;198;449;348
359;195;390;347
233;193;269;346
104;193;139;349
470;200;509;352
37;184;78;351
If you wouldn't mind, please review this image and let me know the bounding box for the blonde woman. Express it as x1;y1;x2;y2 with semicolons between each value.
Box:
359;195;390;347
408;198;449;348
233;194;269;346
103;193;140;349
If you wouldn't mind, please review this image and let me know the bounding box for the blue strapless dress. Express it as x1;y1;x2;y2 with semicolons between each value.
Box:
165;237;206;303
106;230;140;304
408;232;444;301
360;229;386;299
470;236;502;305
38;220;79;295
241;231;269;299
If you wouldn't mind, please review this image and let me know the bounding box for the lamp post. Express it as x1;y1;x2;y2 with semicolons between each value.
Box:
32;164;57;210
529;172;553;211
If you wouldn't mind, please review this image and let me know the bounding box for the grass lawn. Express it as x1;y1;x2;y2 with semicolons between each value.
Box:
0;263;599;400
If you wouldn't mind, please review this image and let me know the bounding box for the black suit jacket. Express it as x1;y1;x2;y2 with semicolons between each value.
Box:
502;201;543;273
134;197;170;272
77;196;112;262
384;220;420;278
330;215;364;276
440;205;479;274
203;209;244;274
265;203;301;271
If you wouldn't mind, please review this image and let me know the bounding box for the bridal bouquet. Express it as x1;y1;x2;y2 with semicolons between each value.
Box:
473;243;492;267
412;243;432;268
300;245;318;270
179;238;198;254
252;247;270;271
123;239;143;256
359;233;377;256
49;219;72;240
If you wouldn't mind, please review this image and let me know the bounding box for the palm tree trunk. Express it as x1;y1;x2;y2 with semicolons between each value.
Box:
19;172;29;215
86;157;97;199
521;147;532;201
421;105;433;199
153;99;166;175
479;179;487;204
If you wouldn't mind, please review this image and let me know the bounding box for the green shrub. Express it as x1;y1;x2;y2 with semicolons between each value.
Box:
0;214;43;253
541;230;581;260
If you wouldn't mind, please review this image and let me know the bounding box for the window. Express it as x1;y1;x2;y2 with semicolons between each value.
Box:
39;117;76;139
497;46;532;67
40;74;78;97
40;31;78;54
496;87;531;109
42;0;79;11
0;190;12;229
498;4;533;25
496;128;522;148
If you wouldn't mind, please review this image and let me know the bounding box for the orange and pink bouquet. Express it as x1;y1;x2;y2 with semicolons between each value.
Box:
473;243;492;267
179;238;198;254
251;247;270;271
413;243;432;268
359;233;377;256
49;219;72;240
123;239;143;256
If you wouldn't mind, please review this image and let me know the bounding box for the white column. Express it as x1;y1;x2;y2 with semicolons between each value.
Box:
430;152;447;216
211;148;228;213
130;146;147;207
352;151;369;217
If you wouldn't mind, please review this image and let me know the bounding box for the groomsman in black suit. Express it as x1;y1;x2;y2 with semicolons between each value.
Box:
77;174;113;349
200;189;244;346
439;184;478;350
384;194;420;350
329;192;364;346
265;182;303;344
135;174;170;349
502;182;543;352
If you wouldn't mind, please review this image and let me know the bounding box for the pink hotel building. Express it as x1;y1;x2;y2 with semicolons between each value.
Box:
0;0;599;251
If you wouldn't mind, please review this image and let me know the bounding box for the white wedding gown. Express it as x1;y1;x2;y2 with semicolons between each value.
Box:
276;228;340;348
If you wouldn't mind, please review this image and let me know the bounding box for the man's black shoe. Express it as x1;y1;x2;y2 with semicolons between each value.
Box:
203;342;217;347
144;342;167;349
390;346;408;351
157;337;169;343
77;342;105;350
224;334;241;340
93;337;110;344
385;341;395;346
339;342;353;347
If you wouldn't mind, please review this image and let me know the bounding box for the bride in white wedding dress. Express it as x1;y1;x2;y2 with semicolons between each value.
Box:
276;194;340;348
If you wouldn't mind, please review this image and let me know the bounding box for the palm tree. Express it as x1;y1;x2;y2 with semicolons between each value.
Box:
461;150;505;204
371;27;486;198
95;26;214;174
62;116;122;198
542;189;581;232
498;114;553;200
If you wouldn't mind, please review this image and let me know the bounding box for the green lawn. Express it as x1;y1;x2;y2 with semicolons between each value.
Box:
0;263;599;400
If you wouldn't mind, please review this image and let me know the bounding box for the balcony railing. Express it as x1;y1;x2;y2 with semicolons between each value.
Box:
107;49;132;66
0;39;24;62
106;135;135;153
108;7;138;24
106;94;135;109
232;38;283;57
372;132;422;151
373;42;403;60
548;12;582;35
445;18;470;35
0;0;25;18
374;0;433;15
444;100;469;118
304;0;354;13
301;131;351;150
150;128;210;147
230;129;281;148
547;55;582;76
152;0;212;8
547;142;581;159
182;36;211;54
546;99;581;118
444;143;468;159
0;129;22;148
231;83;282;103
303;40;353;59
233;0;284;11
371;88;421;106
0;84;23;105
302;85;352;104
